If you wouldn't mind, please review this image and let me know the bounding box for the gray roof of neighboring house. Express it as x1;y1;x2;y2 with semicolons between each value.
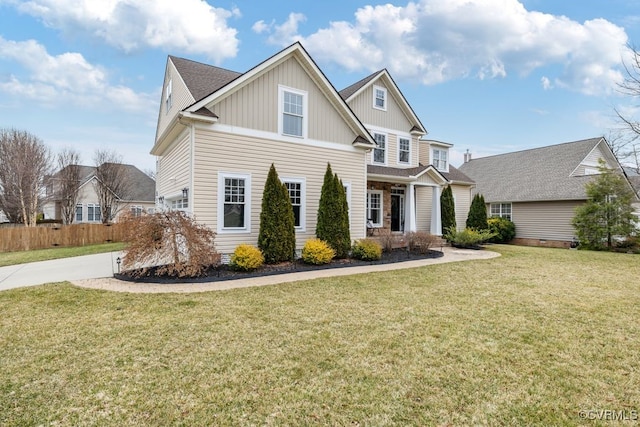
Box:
458;137;607;203
628;175;640;194
169;55;242;103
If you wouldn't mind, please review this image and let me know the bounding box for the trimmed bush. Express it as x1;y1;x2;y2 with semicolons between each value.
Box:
230;244;264;271
351;239;383;261
440;185;456;234
466;193;488;230
406;231;437;254
316;163;351;258
445;227;495;249
301;239;335;265
487;217;516;243
258;164;296;264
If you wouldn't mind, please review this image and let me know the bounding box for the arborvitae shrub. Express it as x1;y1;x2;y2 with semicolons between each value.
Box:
316;163;351;258
466;193;488;230
440;185;456;233
230;244;264;271
301;239;335;265
351;239;382;261
258;164;296;263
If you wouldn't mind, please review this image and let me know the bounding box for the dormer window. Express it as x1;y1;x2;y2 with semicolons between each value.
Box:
373;85;387;111
432;148;448;171
165;78;172;113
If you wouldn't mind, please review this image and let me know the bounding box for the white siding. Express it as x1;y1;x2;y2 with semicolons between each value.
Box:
451;184;472;231
156;130;191;198
512;201;583;241
415;186;432;233
192;127;367;254
156;60;195;143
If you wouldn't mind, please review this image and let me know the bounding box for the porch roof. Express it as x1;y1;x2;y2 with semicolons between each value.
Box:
367;164;448;185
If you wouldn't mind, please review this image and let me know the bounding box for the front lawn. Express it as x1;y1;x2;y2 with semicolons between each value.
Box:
0;242;124;267
1;245;639;425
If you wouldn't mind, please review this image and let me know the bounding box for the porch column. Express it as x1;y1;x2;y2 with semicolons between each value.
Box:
431;186;442;235
405;183;417;232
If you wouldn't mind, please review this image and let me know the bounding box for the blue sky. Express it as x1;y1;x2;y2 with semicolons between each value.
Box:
1;0;640;172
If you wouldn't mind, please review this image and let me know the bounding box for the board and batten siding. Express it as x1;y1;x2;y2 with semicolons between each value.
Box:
156;130;191;198
156;60;195;143
212;57;355;145
192;127;367;254
511;200;583;241
347;81;413;132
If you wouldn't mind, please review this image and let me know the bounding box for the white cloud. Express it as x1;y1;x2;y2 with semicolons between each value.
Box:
252;20;270;34
0;37;156;113
541;76;552;90
7;0;239;63
259;0;629;95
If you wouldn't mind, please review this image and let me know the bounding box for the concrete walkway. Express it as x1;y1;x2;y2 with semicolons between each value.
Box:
71;247;500;294
0;251;123;292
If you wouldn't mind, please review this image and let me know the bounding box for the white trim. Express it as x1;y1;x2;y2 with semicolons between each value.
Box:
343;181;352;226
373;84;387;111
199;122;364;153
490;202;512;220
367;190;384;227
217;172;252;234
282;177;306;231
165;78;172;113
278;85;308;139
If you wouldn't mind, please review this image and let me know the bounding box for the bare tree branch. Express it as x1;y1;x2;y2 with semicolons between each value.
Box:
0;129;52;226
93;149;134;223
54;148;82;224
614;43;640;173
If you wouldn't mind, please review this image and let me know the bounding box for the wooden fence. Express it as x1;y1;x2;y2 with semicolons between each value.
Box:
0;223;125;252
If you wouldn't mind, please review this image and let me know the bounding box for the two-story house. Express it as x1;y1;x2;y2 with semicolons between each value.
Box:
152;42;474;255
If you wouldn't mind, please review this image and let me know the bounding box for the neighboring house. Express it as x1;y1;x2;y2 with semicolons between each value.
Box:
458;137;640;247
152;42;474;255
627;174;640;225
43;164;155;223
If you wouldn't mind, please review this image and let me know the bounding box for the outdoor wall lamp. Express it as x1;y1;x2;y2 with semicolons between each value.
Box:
182;187;189;199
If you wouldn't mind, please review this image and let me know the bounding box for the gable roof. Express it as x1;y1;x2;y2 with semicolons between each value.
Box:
339;69;427;135
169;55;242;104
458;137;620;203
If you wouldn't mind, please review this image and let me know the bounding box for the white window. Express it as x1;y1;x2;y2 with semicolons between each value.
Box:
87;204;101;222
279;85;307;138
398;137;410;164
130;206;143;217
218;172;251;232
75;204;83;222
165;78;172;112
373;85;387;111
283;178;305;230
432;148;448;171
367;190;383;227
170;198;188;210
373;132;387;165
490;203;512;221
584;167;599;175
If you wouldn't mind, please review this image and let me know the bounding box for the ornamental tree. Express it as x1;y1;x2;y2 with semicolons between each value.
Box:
258;164;296;263
466;193;488;230
440;185;456;233
316;163;351;258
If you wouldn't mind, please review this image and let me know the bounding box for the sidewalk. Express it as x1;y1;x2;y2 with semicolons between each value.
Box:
0;251;123;292
71;247;500;294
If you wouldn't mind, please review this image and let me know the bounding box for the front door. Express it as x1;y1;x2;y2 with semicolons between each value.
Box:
391;189;405;232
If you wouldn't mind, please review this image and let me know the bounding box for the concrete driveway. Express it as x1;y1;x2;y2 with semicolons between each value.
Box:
0;251;123;292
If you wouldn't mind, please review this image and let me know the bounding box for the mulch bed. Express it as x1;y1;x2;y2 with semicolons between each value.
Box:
115;248;444;284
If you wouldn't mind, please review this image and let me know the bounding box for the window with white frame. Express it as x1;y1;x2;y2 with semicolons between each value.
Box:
130;206;143;217
373;85;387;111
490;203;512;220
165;78;172;112
398;137;410;164
171;198;188;210
432;148;448;171
75;204;83;222
279;86;307;138
373;132;386;164
87;204;101;222
218;173;251;231
283;179;305;229
367;190;383;227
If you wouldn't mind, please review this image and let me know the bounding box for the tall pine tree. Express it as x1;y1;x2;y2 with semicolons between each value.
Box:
440;185;456;233
466;193;488;230
258;164;296;263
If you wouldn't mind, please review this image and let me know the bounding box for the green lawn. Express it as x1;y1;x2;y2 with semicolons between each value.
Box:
1;245;639;426
0;242;124;267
